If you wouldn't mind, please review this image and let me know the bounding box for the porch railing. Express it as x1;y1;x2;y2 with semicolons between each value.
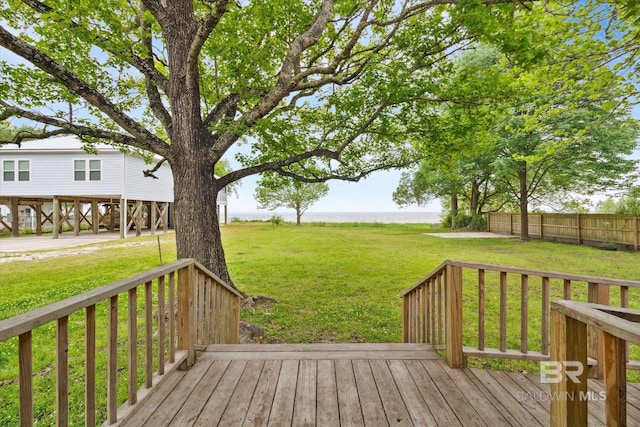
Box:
550;301;640;426
0;259;241;426
401;260;640;373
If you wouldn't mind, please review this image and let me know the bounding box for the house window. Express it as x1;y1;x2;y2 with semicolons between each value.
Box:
74;159;101;181
3;160;30;181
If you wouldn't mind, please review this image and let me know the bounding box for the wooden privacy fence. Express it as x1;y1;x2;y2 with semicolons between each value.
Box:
488;212;640;250
401;260;640;375
0;259;241;427
550;301;640;426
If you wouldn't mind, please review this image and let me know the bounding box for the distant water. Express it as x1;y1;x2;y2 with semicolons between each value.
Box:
228;211;442;224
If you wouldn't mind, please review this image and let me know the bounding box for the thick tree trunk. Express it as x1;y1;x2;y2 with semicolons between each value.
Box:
172;157;236;289
450;194;459;228
163;5;239;291
296;208;302;225
470;181;480;215
518;162;530;242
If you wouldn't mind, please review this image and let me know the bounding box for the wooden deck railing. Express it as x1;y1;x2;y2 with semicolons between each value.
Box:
0;259;241;427
401;260;640;372
550;301;640;426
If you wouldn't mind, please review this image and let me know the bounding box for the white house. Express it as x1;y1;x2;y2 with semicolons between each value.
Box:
0;135;227;237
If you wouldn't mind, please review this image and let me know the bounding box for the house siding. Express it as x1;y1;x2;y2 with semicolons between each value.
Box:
123;156;173;202
0;150;124;198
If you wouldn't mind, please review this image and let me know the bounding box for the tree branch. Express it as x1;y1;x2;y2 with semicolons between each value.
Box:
0;25;169;155
143;158;167;179
0;101;167;155
187;0;229;87
140;3;173;133
20;0;170;93
217;148;340;188
203;93;239;128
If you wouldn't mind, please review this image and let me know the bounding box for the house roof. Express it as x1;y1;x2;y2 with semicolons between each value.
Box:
0;135;121;153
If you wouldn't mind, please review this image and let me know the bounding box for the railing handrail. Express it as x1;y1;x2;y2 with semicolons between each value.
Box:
401;259;640;298
552;301;640;346
400;260;449;297
1;258;241;426
550;301;640;426
401;259;640;372
0;259;242;343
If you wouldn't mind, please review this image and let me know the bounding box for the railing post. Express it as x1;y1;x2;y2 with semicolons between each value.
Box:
445;264;465;368
178;263;196;369
550;309;588;427
588;283;609;378
602;331;626;425
402;295;410;343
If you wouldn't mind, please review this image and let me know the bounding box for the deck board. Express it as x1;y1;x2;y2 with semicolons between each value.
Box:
123;343;640;426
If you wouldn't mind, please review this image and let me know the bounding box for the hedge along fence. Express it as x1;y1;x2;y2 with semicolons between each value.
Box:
488;212;640;250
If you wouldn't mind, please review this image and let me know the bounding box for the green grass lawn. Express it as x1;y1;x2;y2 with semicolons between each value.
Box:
3;222;640;343
1;222;639;425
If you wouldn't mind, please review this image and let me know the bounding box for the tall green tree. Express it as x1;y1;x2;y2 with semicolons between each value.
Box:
0;0;540;288
393;45;511;222
255;173;329;225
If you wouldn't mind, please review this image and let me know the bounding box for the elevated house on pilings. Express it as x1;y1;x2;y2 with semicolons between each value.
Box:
0;135;228;238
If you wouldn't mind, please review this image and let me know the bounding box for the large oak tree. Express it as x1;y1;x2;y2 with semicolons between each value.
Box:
0;0;538;289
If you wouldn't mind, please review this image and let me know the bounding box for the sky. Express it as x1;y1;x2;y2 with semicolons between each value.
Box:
224;167;442;215
224;103;640;216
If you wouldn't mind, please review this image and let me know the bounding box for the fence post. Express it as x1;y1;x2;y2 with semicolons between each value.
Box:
634;216;638;252
550;309;588;427
576;213;582;245
445;264;465;368
587;283;609;378
178;263;196;369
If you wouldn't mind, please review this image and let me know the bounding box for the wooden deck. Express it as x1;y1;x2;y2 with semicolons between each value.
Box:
123;343;640;426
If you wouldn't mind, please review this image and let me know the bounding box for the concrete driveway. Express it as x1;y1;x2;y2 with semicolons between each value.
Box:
0;230;169;252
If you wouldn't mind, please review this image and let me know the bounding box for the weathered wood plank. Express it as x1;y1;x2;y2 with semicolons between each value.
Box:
292;359;316;427
316;360;340;427
107;295;118;425
159;358;227;426
470;368;543;426
443;363;513;426
202;349;439;360
219;360;266;426
334;360;365;427
422;360;486;426
191;360;247;426
205;343;435;352
403;359;462;426
267;359;299;427
128;288;138;405
492;371;550;424
462;368;530;426
242;360;282;427
387;360;437;426
351;360;388;426
370;359;413;426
